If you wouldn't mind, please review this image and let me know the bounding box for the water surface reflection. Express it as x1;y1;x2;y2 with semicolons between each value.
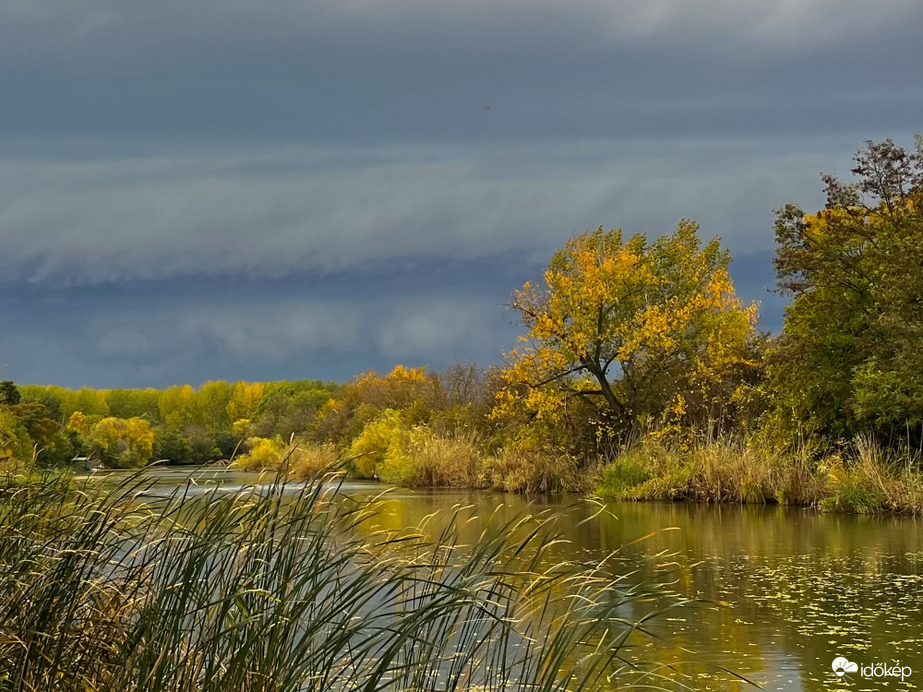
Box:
84;467;923;691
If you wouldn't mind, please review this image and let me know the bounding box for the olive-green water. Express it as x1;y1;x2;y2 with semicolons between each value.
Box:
92;467;923;691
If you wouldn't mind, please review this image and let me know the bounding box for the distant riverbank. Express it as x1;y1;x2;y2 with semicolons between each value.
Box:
226;434;923;515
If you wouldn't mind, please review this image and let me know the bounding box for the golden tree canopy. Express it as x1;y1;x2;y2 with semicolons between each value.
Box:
87;416;155;468
496;221;757;429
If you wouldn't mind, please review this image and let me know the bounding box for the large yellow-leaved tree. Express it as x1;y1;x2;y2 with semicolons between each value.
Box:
495;221;758;435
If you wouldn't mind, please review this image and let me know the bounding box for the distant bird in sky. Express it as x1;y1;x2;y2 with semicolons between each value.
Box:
484;104;490;111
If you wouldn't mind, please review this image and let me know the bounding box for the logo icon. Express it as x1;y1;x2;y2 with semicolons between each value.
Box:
833;657;859;677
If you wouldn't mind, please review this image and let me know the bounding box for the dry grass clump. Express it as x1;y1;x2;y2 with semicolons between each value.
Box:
378;430;485;488
486;445;587;493
621;440;819;505
818;436;923;514
596;435;923;513
286;441;340;479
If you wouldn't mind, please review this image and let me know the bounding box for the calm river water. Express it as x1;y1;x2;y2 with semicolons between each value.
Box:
89;467;923;691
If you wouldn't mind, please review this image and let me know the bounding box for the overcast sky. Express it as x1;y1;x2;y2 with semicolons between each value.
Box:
1;0;920;388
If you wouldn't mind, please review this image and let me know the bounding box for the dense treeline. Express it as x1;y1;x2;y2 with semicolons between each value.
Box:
0;380;340;468
594;137;923;512
3;136;923;511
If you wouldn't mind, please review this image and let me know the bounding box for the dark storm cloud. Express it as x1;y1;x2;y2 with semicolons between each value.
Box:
0;0;920;140
0;0;919;386
0;260;529;387
0;251;778;389
0;140;838;285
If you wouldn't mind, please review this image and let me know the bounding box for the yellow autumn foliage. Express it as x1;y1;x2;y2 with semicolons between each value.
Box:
495;221;758;434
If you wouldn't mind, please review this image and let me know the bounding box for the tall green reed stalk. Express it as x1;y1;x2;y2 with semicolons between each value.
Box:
0;468;683;691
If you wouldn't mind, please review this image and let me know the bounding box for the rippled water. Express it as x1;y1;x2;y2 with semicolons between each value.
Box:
85;467;923;691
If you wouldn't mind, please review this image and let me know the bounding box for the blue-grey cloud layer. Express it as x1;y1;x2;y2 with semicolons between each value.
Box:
0;0;919;386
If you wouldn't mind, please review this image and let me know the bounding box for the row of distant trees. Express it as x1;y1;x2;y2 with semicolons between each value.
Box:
3;137;922;472
0;380;340;467
0;366;495;469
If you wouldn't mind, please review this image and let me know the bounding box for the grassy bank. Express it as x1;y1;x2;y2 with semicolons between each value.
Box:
0;469;680;691
596;437;923;515
227;431;923;515
229;428;923;514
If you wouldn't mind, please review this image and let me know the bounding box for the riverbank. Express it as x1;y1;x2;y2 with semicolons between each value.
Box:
595;437;923;514
233;434;591;494
228;433;923;515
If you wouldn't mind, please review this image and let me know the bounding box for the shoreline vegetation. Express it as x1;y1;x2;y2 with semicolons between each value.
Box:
244;433;923;515
3;137;923;515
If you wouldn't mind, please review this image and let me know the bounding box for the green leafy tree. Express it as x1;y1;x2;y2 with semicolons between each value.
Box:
182;425;223;463
154;427;193;464
19;385;67;421
7;403;74;466
70;388;110;419
0;409;32;462
108;388;161;422
771;137;923;440
194;381;233;431
159;385;196;429
256;380;342;440
0;381;21;406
